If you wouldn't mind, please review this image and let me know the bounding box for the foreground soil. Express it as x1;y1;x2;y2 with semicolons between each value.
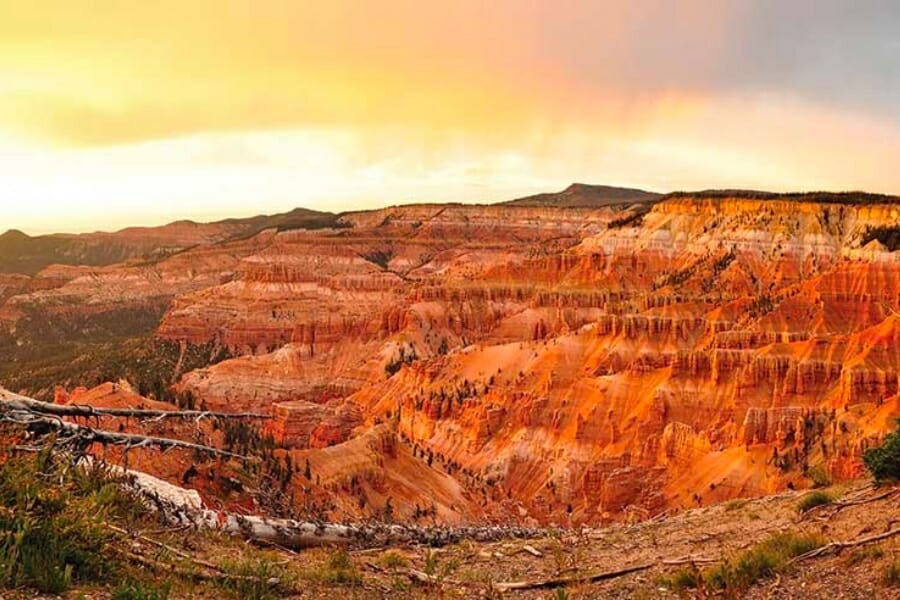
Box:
4;481;897;599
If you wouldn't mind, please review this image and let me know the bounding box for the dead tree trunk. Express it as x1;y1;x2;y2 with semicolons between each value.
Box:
1;388;545;550
118;464;543;549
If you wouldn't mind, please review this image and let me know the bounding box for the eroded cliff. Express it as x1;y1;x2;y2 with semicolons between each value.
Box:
5;191;900;526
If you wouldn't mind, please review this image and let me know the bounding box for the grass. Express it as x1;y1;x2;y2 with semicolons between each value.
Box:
807;466;833;488
724;499;748;512
0;449;140;594
216;555;294;600
658;567;700;591
422;548;461;587
844;545;885;567
796;491;834;513
300;548;362;586
701;532;825;595
379;550;409;570
883;561;900;587
111;579;172;600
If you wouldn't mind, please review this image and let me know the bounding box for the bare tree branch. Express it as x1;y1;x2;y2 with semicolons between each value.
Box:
0;389;271;421
2;409;251;460
1;387;545;551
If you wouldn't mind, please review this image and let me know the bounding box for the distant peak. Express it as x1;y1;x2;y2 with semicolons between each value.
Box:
0;229;31;240
562;183;652;195
501;183;661;208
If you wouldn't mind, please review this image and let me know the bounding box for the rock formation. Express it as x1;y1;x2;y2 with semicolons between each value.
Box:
1;190;899;526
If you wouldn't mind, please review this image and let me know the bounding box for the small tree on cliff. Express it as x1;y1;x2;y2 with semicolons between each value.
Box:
863;419;900;483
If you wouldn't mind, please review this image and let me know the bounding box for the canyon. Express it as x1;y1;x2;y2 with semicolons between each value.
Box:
1;184;899;527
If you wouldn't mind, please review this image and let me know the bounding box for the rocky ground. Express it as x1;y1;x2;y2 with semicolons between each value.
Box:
3;481;895;599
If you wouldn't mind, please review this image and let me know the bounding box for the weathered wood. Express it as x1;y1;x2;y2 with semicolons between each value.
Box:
0;389;271;420
491;554;716;592
1;387;546;551
791;526;900;562
493;562;655;592
0;388;258;460
2;410;250;460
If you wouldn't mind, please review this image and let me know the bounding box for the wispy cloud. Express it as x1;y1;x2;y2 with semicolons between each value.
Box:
0;1;898;231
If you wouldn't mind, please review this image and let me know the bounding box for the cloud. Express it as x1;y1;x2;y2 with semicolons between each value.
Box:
2;1;899;144
0;0;899;232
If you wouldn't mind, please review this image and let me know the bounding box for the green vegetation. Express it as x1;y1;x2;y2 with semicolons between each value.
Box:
0;449;140;594
807;465;832;488
607;208;649;229
301;549;362;586
0;208;342;276
863;419;900;483
385;344;418;377
724;499;748;512
883;561;900;587
664;190;900;205
216;556;294;600
0;315;232;401
0;446;325;598
862;225;900;251
501;183;660;208
0;229;138;276
379;550;409;570
111;579;172;600
796;491;834;514
422;548;460;588
363;248;393;270
704;532;824;594
661;532;826;596
658;567;700;592
844;545;884;567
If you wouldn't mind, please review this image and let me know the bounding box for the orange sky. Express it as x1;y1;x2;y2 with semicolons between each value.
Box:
2;1;899;233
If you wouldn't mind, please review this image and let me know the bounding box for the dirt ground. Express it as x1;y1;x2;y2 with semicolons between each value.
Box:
3;481;897;599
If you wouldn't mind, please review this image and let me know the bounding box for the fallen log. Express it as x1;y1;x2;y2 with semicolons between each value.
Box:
491;553;717;592
791;526;900;562
113;462;546;550
492;562;655;592
1;388;546;551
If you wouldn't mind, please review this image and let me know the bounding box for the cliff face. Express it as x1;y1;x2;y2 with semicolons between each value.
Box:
5;193;900;526
338;196;900;524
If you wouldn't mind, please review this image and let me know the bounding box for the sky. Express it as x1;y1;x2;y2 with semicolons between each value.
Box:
1;1;900;234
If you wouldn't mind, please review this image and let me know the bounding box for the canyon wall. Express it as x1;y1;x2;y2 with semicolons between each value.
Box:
5;192;900;525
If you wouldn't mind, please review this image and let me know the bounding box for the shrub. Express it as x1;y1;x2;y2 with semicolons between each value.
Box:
704;532;824;593
0;450;139;594
883;561;900;587
659;567;700;591
862;225;900;252
323;549;361;585
217;556;289;600
796;491;833;514
379;551;409;570
724;499;748;512
302;549;361;587
807;466;832;488
845;546;884;567
863;419;900;483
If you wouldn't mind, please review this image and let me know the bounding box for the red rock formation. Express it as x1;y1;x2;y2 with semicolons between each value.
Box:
5;193;900;526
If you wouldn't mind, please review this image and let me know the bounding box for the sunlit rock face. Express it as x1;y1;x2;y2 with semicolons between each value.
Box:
6;193;900;525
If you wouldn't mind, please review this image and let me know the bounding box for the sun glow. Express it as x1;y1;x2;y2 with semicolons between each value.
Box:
1;1;899;232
